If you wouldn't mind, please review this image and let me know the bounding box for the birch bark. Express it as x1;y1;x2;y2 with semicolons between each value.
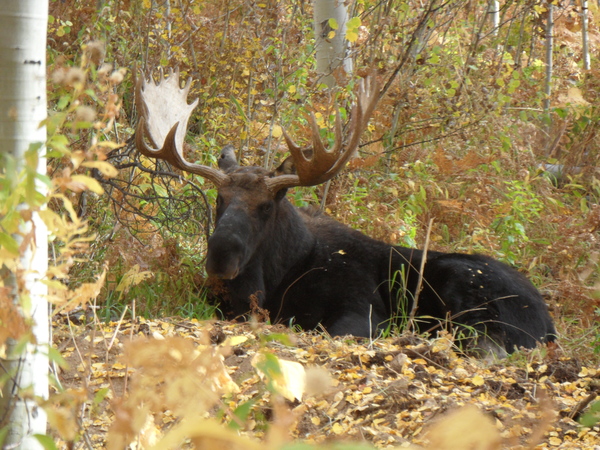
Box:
0;1;49;448
313;0;352;87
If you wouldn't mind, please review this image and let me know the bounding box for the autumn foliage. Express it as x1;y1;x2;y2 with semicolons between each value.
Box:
6;0;598;447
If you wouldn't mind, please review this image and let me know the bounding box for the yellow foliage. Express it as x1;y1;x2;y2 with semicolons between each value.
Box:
106;335;240;448
425;405;501;449
115;264;153;296
253;352;306;402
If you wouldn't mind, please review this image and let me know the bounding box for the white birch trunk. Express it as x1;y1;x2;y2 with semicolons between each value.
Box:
582;0;590;70
0;1;49;448
489;0;500;36
313;0;352;87
543;3;553;114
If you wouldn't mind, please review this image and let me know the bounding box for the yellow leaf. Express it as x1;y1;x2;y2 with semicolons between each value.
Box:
45;405;78;440
223;336;248;347
346;30;358;43
272;125;283;138
347;17;361;29
153;331;165;340
52;269;106;313
116;264;153;294
153;418;261;450
472;375;485;386
71;151;85;168
273;358;305;401
557;87;590;106
314;112;324;127
427;405;501;449
311;416;321;426
252;354;306;402
331;422;344;435
287;84;296;94
70;174;104;194
95;141;124;149
548;437;562;446
81;160;118;178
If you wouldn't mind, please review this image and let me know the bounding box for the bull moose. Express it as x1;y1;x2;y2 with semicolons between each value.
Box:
134;69;556;357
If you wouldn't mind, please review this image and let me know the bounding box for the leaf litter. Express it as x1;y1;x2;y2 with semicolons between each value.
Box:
51;316;600;449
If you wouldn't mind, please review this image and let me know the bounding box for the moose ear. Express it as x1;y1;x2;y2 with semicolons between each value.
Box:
273;148;315;176
273;155;296;176
218;145;238;172
274;187;287;202
269;157;294;200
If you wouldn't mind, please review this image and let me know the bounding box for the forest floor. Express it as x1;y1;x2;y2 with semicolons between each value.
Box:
52;316;600;449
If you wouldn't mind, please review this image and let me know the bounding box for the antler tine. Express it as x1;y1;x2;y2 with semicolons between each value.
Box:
266;76;379;192
329;76;379;171
135;69;228;186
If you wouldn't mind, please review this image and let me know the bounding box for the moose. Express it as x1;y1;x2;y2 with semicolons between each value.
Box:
134;69;556;357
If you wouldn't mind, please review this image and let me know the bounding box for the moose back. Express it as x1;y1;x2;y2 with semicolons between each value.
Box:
134;70;556;356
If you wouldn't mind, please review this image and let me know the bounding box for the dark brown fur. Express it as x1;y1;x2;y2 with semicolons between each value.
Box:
205;150;556;356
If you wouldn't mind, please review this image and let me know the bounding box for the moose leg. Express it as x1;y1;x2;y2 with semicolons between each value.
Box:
418;253;555;354
221;268;266;320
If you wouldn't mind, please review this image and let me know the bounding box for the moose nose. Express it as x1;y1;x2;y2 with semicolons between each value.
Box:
206;233;245;279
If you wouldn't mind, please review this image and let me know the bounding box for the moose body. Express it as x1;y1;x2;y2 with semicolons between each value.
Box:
206;161;556;355
134;70;556;356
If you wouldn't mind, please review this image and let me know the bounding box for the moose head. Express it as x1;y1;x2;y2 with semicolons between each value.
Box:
135;68;379;281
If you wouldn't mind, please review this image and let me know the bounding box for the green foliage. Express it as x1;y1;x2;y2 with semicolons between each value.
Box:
579;401;600;428
253;351;283;394
490;180;545;265
592;308;600;355
33;434;59;450
227;398;257;431
378;266;413;338
99;269;216;321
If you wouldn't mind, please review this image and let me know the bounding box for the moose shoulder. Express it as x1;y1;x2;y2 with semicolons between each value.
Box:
135;69;556;357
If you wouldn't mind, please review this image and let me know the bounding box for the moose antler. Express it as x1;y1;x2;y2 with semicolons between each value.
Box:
135;68;228;186
265;77;380;192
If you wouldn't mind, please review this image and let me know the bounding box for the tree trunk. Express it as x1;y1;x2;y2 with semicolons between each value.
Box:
543;2;553;115
313;0;352;87
582;0;590;70
489;0;500;36
0;1;49;448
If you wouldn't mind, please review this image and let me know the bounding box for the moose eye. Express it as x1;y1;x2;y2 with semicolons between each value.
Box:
259;202;273;216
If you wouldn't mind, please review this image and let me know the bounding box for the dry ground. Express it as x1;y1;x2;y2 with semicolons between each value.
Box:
52;316;600;449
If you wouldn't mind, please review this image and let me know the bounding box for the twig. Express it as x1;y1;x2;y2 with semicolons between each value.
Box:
409;218;433;329
568;389;600;421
